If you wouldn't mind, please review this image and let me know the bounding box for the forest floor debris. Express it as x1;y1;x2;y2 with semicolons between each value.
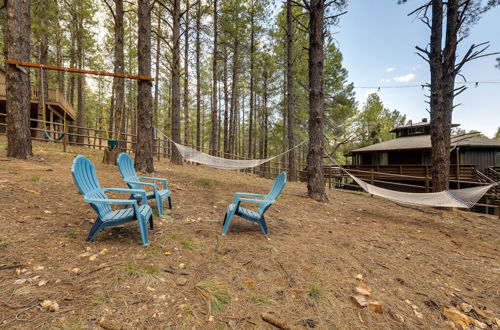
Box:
0;139;499;329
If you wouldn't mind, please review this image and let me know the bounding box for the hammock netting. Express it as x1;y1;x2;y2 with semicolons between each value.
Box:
155;127;496;209
155;127;304;170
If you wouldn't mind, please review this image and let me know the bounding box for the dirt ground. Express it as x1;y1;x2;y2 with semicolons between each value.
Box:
0;138;499;330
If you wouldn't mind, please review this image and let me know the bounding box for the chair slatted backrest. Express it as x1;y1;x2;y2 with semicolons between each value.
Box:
117;153;141;190
71;155;111;218
258;172;287;214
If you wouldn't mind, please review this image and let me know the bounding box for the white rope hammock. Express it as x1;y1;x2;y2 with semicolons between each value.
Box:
154;127;306;170
347;172;495;209
324;152;497;209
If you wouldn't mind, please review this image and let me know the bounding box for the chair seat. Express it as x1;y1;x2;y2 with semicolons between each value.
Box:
103;205;153;225
228;204;260;221
133;189;170;201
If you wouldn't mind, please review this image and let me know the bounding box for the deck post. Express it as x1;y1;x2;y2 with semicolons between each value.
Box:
370;169;374;185
425;175;429;193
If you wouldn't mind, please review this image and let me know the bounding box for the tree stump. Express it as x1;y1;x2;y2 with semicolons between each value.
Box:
103;148;119;165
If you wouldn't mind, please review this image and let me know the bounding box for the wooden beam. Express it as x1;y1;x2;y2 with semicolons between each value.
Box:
5;60;155;81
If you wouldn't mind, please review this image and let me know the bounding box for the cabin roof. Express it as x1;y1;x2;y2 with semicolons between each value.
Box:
347;135;500;155
389;121;460;133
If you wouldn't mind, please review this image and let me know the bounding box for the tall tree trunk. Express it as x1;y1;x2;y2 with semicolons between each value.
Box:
183;0;190;145
228;39;240;157
135;0;154;172
37;31;49;139
154;7;162;129
306;0;328;201
286;0;297;181
76;16;86;145
6;0;32;158
170;0;183;164
113;0;125;150
195;0;201;149
209;0;218;155
55;4;65;96
248;2;255;159
223;47;229;156
429;0;458;192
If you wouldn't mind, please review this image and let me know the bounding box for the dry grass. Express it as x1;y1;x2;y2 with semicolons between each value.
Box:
0;138;499;329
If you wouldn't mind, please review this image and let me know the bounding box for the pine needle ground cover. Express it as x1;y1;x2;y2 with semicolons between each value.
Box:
0;138;499;329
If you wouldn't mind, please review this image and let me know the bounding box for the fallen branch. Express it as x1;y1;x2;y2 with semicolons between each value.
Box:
0;264;23;271
261;312;296;330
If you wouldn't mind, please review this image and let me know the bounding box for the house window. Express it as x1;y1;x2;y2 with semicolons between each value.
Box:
423;151;432;165
495;152;500;166
372;153;388;165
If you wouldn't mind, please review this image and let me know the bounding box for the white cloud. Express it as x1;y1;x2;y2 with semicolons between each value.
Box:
380;79;391;83
393;73;416;83
386;67;396;72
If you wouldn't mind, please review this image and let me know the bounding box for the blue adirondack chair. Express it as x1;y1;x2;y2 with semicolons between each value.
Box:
222;172;287;236
117;152;172;216
71;155;153;246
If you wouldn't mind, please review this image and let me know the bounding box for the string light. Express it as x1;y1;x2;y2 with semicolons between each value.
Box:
353;80;500;89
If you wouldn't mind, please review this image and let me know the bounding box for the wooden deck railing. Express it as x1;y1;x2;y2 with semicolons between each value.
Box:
0;82;76;119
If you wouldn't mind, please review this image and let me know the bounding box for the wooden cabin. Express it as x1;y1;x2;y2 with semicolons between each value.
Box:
346;120;500;174
0;68;76;136
339;119;500;215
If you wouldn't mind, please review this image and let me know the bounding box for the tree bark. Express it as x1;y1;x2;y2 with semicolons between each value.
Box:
195;0;201;149
76;14;86;145
6;0;32;158
286;0;297;181
135;0;154;172
306;0;328;201
183;0;190;145
112;0;125;150
209;0;218;155
228;39;240;157
170;0;183;164
223;46;229;156
37;31;49;139
248;2;255;159
154;7;162;129
428;0;459;192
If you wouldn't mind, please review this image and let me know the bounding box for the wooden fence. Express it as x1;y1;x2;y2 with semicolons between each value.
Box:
0;113;308;180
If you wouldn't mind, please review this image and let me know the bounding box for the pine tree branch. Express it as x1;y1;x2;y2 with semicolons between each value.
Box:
102;0;116;22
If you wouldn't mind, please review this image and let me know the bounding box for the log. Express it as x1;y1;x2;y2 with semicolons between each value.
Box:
103;148;119;165
261;312;296;330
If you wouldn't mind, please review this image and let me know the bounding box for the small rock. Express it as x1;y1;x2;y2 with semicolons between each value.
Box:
355;274;363;281
44;210;51;214
164;251;172;256
460;303;473;313
38;280;48;286
176;277;187;286
495;318;500;327
99;248;108;255
13;279;27;285
405;299;412;305
146;286;155;291
208;315;215;322
355;284;372;297
474;319;487;329
33;266;45;271
71;268;81;274
99;318;122;330
55;279;61;284
178;263;185;269
368;301;384;313
443;307;473;327
395;314;405;323
351;295;368;308
89;254;98;261
40;300;59;312
414;310;423;319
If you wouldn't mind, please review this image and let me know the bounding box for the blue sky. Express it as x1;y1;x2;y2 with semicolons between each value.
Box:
334;0;500;138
